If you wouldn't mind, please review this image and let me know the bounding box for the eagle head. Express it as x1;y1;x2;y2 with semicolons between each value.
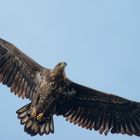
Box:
55;62;67;70
50;62;67;78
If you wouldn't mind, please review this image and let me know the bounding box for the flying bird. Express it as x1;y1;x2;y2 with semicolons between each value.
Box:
0;38;140;137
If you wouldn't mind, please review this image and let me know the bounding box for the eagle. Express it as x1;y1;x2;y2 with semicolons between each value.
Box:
0;38;140;137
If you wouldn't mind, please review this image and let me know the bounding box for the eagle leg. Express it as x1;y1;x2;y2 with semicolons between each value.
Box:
29;107;37;118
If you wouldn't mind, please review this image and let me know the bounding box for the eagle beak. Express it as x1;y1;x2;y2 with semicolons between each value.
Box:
61;62;67;68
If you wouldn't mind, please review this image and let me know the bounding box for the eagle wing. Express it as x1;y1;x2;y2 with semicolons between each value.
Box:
0;38;47;100
56;81;140;136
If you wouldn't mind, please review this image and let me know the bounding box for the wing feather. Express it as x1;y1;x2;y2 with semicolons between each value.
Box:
0;38;47;100
56;81;140;136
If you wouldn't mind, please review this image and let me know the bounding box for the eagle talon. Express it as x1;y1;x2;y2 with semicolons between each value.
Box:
36;113;44;121
29;108;37;118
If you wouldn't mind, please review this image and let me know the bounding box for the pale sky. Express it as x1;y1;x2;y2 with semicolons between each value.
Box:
0;0;140;140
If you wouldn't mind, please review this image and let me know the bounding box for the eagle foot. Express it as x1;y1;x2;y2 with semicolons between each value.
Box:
36;113;44;121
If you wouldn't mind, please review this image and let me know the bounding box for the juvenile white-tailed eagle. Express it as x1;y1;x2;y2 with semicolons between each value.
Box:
0;38;140;137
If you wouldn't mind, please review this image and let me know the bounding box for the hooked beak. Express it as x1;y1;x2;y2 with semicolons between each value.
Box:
60;62;67;68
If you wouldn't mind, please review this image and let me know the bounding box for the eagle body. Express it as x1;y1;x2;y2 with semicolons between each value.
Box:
18;63;71;135
0;38;140;137
32;65;71;116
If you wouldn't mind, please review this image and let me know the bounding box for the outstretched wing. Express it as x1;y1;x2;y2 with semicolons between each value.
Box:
56;81;140;136
0;38;47;100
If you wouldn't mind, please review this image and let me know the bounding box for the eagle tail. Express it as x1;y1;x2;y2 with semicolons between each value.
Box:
16;103;54;136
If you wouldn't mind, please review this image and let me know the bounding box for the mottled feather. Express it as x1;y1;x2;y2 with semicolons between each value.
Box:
0;38;47;100
56;82;140;136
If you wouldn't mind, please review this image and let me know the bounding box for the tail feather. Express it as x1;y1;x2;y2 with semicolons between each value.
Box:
16;103;54;136
44;117;54;134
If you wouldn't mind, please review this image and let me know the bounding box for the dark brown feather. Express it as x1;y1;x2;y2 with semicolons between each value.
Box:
56;81;140;137
0;38;47;100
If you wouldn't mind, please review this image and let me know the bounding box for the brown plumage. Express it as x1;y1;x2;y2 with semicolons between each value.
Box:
0;38;140;137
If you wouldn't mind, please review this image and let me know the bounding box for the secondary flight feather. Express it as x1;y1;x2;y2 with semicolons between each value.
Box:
0;38;140;136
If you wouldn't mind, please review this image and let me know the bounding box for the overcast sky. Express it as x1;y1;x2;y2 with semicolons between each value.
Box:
0;0;140;140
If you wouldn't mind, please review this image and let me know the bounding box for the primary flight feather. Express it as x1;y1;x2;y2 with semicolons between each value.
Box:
0;38;140;136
